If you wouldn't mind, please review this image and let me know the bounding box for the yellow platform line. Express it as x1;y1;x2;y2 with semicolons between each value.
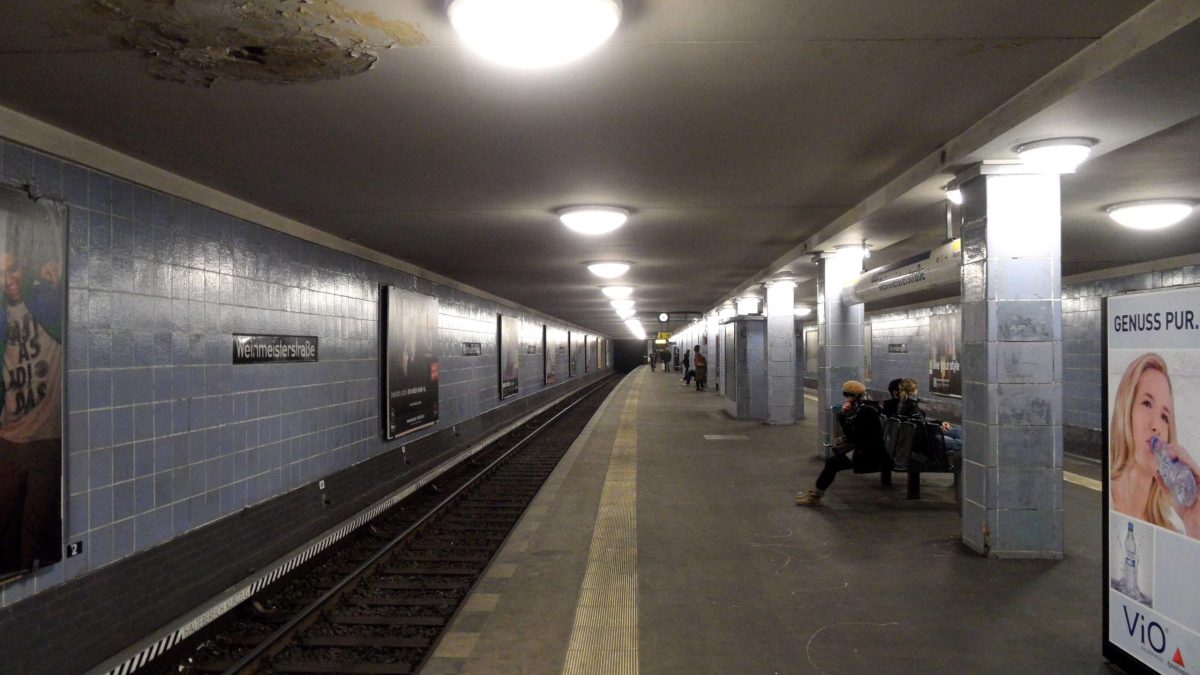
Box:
562;369;641;675
1064;471;1102;492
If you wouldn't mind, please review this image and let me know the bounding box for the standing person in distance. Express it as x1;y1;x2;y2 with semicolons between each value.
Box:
682;347;692;386
795;380;889;506
692;345;707;391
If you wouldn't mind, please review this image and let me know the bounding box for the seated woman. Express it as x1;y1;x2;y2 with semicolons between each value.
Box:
795;380;890;506
896;377;923;417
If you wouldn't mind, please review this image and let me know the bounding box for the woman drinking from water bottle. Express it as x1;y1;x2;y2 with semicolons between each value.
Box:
1110;353;1200;538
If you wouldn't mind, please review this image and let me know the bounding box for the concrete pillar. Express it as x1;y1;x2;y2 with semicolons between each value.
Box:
765;279;796;424
956;167;1064;559
794;318;807;421
816;249;865;455
707;310;722;394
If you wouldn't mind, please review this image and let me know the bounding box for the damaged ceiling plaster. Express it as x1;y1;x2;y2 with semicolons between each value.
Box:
83;0;426;87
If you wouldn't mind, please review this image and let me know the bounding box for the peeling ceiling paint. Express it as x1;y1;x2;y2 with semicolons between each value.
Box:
82;0;426;87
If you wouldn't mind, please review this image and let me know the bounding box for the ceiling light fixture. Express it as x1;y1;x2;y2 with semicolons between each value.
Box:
1014;137;1096;173
1107;200;1197;230
600;285;634;299
558;206;629;235
586;261;631;279
736;296;760;315
945;188;963;205
610;299;635;311
615;307;636;319
447;0;623;69
794;306;812;317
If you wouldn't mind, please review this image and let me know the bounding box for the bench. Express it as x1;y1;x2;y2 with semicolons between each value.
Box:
883;416;959;499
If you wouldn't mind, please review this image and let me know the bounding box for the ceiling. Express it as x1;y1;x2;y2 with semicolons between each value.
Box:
0;0;1196;336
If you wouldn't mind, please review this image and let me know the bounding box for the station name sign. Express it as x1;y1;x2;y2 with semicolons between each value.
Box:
233;334;319;364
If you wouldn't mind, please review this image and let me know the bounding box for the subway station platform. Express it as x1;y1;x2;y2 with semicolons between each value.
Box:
423;366;1110;675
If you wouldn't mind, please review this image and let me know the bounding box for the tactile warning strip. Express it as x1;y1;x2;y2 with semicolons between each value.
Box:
562;370;641;675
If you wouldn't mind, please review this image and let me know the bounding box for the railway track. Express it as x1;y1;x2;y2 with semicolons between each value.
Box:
160;375;621;675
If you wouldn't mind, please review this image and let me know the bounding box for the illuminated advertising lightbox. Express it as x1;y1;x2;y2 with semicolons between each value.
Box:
929;312;961;397
1104;286;1200;674
499;315;520;399
545;326;567;385
381;286;439;440
0;187;65;580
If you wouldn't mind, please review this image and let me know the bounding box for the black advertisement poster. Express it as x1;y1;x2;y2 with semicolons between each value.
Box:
499;314;520;399
0;187;65;578
929;312;961;397
382;286;439;440
545;326;567;385
568;331;577;377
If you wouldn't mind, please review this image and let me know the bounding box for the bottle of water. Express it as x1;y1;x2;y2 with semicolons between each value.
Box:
1151;437;1198;507
1123;523;1139;595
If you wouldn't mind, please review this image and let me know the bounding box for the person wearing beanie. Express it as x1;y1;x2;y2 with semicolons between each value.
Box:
795;379;890;506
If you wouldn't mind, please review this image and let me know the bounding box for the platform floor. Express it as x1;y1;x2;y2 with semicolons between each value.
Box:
422;367;1113;674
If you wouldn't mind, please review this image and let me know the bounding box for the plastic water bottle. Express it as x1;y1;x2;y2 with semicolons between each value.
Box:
1123;523;1139;595
1151;436;1198;507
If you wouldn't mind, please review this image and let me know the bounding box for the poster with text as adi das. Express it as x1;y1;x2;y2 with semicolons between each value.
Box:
382;286;439;440
0;186;65;579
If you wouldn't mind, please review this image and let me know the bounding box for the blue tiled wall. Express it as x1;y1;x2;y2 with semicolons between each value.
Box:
0;137;609;607
862;263;1200;431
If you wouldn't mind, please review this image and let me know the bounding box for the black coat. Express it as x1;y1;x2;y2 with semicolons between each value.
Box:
839;402;890;473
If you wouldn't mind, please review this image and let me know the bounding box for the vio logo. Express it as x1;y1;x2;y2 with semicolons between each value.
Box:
1125;606;1168;654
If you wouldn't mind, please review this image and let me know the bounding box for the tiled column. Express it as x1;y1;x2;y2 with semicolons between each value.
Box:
958;169;1063;559
707;311;720;393
765;279;796;424
794;317;807;421
816;250;865;455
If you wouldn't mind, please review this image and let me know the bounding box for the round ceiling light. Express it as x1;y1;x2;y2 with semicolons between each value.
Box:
448;0;622;69
586;261;631;278
559;206;629;235
1015;137;1095;173
1107;200;1197;230
600;285;634;299
610;299;635;311
658;312;669;322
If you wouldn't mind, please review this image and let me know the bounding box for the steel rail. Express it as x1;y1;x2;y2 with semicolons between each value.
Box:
223;374;617;674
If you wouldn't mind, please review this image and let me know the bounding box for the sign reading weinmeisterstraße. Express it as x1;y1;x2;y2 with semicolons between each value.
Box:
232;334;318;364
382;286;439;439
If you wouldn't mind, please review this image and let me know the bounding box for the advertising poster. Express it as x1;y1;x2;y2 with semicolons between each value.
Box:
0;187;65;580
1104;286;1200;673
929;312;961;397
499;314;520;399
568;331;577;377
545;326;567;385
382;286;439;440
